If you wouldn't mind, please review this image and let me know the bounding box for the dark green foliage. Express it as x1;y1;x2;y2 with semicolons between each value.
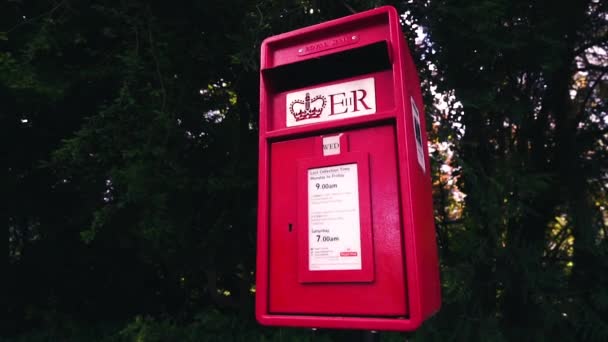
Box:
409;0;608;341
3;0;607;341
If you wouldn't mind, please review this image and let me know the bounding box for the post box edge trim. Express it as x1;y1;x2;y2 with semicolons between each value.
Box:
388;19;427;322
261;6;397;46
256;313;423;332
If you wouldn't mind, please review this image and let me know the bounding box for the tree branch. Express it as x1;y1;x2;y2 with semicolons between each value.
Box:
577;64;608;73
6;0;67;33
146;8;167;113
574;33;608;56
580;70;607;113
342;2;357;14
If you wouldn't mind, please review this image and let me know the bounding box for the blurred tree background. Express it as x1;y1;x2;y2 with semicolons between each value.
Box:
2;0;607;341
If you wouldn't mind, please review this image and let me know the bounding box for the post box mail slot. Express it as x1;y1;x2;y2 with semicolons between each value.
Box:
256;6;441;332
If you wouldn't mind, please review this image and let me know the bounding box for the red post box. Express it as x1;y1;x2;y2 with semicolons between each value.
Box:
256;6;441;332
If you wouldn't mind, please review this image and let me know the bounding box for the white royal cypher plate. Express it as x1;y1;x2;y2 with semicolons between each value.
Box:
286;78;376;127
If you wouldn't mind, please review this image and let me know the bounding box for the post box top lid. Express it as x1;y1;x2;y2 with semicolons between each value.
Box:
260;6;401;70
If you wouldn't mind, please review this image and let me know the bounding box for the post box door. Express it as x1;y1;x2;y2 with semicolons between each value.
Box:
268;124;408;316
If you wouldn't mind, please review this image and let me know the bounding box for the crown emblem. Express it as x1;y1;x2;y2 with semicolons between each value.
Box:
289;92;327;121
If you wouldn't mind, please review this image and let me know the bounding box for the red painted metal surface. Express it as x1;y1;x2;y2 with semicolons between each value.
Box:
256;6;441;331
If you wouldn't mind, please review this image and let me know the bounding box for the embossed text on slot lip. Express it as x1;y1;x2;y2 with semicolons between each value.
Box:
297;34;360;56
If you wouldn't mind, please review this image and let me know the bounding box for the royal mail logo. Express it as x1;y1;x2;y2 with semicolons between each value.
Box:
286;78;376;127
289;93;327;121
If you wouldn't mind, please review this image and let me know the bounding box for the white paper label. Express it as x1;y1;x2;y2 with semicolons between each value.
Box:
307;164;361;271
322;136;341;156
286;78;376;127
411;96;426;173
